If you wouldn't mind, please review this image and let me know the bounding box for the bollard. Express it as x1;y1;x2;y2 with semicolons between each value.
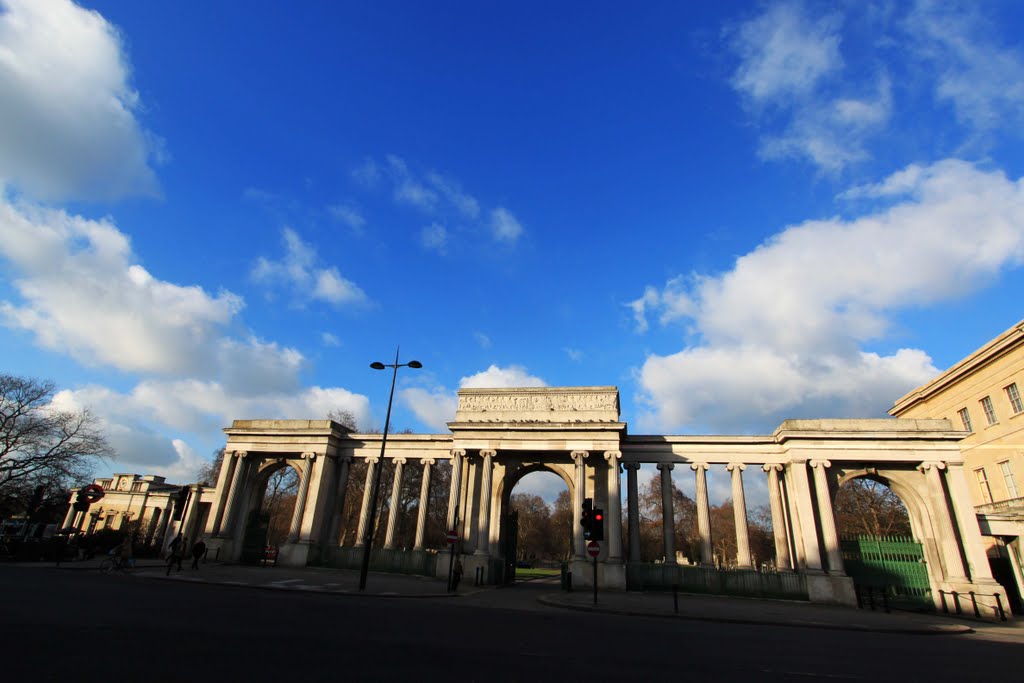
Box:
953;591;962;615
881;586;890;614
970;591;981;618
673;584;679;614
867;586;875;611
939;590;949;614
995;593;1007;622
567;571;572;592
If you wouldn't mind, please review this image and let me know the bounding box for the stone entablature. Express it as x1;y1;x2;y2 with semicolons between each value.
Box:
453;386;619;424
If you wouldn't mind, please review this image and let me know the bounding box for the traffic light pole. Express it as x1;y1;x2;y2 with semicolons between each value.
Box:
593;555;598;605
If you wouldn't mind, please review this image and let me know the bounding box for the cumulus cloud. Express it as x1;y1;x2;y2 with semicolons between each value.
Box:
631;160;1024;433
0;198;254;376
328;203;366;234
0;0;161;200
252;227;369;307
401;364;547;430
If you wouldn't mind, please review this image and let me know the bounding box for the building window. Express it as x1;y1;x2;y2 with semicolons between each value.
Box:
958;407;973;432
980;396;998;425
1006;383;1024;415
999;461;1020;499
975;468;993;503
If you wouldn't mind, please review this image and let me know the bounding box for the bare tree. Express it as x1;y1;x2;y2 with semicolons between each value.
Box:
327;409;358;431
196;447;225;486
0;374;113;501
834;477;911;537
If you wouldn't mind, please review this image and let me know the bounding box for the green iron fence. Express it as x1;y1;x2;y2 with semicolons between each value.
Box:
841;535;932;611
626;563;808;599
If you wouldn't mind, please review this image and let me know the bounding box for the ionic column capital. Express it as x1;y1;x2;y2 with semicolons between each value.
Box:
421;458;436;466
302;452;316;461
604;450;622;463
571;450;589;462
809;459;831;469
365;456;380;465
918;461;947;473
762;463;783;473
390;457;407;465
623;461;642;471
726;462;746;472
689;462;709;472
657;462;674;472
336;455;353;464
479;449;496;459
236;450;249;459
450;449;466;459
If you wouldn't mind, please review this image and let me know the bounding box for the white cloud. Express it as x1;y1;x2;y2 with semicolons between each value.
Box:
321;332;341;347
0;0;160;200
904;2;1024;134
420;223;448;254
401;364;547;430
727;3;891;173
0;198;252;376
387;155;439;212
473;332;492;349
563;348;584;362
728;2;842;102
490;207;523;243
328;203;366;234
460;365;546;389
401;387;458;431
632;160;1024;433
252;227;368;307
425;171;480;219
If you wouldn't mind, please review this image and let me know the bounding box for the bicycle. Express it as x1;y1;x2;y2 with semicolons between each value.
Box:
99;556;134;575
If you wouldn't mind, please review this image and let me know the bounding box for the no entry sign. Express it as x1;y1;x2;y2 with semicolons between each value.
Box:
446;530;459;545
586;540;600;558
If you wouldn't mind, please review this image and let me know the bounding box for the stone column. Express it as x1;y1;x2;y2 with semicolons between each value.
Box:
208;449;238;536
287;454;315;544
474;450;495;556
446;450;465;532
658;463;676;565
145;507;161;546
946;462;996;581
789;461;823;571
331;456;352;546
61;503;76;529
625;462;642;562
219;452;249;540
383;458;407;550
181;486;202;543
572;451;588;560
763;464;792;570
692;463;713;566
727;463;752;569
156;504;173;550
809;460;844;574
354;456;379;547
604;451;623;561
919;461;968;580
414;459;435;551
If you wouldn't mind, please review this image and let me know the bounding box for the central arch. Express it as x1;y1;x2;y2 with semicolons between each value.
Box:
496;462;574;584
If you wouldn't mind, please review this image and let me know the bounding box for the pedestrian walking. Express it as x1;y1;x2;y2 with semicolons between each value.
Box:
191;537;206;570
166;533;185;575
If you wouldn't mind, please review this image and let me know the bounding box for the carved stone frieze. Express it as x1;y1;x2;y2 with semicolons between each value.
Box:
454;386;620;423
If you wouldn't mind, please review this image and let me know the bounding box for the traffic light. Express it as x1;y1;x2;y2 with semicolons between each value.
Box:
172;485;190;521
590;508;605;542
581;497;593;539
73;489;91;512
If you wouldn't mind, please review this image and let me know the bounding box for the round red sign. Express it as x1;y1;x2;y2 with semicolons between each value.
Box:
446;530;459;544
586;541;600;558
80;483;105;503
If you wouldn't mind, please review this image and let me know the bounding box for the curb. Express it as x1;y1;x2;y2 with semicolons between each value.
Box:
535;595;975;635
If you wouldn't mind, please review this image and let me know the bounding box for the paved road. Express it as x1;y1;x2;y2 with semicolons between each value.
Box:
4;565;1022;681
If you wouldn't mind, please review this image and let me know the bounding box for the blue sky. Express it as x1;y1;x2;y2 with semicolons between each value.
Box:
2;1;1023;505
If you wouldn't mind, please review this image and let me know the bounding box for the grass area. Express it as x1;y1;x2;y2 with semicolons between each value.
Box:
515;567;561;581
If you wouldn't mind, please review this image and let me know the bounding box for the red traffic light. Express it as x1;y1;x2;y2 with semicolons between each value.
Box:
594;513;603;521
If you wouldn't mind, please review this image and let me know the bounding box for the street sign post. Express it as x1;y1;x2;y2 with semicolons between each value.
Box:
446;528;459;592
587;541;600;605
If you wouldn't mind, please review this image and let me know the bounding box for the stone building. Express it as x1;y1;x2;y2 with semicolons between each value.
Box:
203;385;1007;616
891;319;1024;610
64;473;216;553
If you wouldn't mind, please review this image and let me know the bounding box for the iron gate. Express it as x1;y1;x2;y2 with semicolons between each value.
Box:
841;535;932;610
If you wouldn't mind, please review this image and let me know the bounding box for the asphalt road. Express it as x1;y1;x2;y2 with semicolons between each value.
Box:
4;566;1021;681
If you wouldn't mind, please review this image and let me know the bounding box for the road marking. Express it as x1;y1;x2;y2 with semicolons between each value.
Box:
270;579;304;585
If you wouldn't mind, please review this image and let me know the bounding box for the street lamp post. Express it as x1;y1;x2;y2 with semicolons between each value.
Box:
358;347;422;592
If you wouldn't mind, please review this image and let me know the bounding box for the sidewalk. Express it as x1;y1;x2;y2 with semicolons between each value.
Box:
34;558;1024;640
